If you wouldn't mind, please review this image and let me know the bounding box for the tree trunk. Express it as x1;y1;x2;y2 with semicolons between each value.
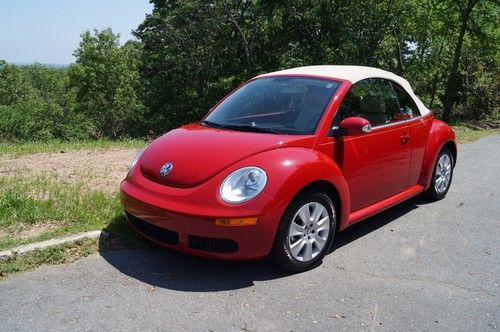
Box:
392;26;404;75
429;42;444;110
442;0;479;121
222;0;254;74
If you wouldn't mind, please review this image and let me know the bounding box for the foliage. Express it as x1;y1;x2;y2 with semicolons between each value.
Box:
0;62;85;141
69;29;145;138
0;30;146;141
0;1;498;142
135;0;499;135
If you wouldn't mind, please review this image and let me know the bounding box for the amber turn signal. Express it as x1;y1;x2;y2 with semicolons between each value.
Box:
215;217;258;226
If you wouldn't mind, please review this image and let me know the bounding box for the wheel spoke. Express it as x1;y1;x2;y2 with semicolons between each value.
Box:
289;221;305;237
297;205;310;225
312;203;325;223
440;179;447;191
313;233;326;248
317;223;330;233
436;167;442;177
444;155;450;166
316;216;328;228
302;241;313;261
290;238;305;257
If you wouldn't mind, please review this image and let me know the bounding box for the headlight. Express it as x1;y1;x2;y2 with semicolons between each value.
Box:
130;148;145;169
220;167;267;203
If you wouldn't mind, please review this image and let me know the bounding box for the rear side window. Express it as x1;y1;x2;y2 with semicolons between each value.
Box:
390;82;421;119
336;78;421;127
336;78;400;127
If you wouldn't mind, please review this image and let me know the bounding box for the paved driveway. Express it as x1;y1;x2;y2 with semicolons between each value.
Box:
1;136;499;331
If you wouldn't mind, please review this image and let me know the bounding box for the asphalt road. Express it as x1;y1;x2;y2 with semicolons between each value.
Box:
1;135;499;332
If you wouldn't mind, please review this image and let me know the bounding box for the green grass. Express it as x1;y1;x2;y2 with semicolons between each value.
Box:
0;176;123;250
0;138;151;277
452;125;499;144
0;173;150;277
0;238;98;278
0;138;146;156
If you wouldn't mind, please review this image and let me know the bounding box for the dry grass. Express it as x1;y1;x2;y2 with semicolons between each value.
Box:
0;148;137;193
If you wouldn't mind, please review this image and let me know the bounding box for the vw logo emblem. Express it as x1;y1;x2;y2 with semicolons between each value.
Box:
159;162;174;177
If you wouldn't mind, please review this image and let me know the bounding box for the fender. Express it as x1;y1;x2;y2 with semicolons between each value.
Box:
418;118;457;190
241;147;351;230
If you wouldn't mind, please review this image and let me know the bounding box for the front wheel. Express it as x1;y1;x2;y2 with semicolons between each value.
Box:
270;191;336;272
425;148;454;200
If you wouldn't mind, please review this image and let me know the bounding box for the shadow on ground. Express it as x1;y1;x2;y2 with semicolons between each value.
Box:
99;196;431;292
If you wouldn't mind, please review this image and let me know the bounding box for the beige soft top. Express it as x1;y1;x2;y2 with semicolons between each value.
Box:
257;65;431;115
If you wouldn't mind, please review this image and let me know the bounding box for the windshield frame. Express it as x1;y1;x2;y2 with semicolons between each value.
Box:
202;75;344;136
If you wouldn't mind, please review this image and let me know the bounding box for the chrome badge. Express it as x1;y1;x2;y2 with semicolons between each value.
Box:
159;162;174;177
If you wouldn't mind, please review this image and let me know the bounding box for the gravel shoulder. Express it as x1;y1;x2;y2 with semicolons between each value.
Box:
0;136;498;331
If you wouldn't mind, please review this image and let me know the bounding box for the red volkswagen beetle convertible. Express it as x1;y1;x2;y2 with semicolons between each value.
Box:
121;66;456;271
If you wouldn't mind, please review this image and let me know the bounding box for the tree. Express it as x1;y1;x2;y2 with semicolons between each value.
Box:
134;0;498;131
0;61;85;141
134;0;267;134
69;28;145;138
0;60;32;106
442;0;481;121
2;0;497;143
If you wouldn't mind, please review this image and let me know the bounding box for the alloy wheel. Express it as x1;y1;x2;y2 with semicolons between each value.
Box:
435;153;452;194
287;202;331;262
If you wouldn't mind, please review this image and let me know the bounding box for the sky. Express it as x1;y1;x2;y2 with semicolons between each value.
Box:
0;0;153;64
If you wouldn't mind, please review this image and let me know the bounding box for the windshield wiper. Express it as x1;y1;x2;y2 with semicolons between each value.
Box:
202;120;280;134
201;120;224;128
222;124;281;134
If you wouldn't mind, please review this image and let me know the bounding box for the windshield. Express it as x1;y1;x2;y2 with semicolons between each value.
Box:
203;76;341;135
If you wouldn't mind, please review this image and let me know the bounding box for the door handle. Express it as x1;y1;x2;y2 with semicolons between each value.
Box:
400;133;410;144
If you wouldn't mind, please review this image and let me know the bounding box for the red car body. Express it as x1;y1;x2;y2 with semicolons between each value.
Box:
121;66;456;262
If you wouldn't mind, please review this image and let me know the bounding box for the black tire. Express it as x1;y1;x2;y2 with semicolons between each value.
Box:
425;148;454;201
269;190;336;272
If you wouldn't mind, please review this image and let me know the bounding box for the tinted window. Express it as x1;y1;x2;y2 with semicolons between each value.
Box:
390;82;421;119
205;77;341;134
336;78;400;127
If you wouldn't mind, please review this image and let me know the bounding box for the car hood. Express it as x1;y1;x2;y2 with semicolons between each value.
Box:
140;123;315;188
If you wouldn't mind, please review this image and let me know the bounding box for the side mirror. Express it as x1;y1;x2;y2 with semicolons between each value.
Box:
335;116;372;136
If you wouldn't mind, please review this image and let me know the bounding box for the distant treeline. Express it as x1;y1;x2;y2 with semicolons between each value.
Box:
1;0;498;141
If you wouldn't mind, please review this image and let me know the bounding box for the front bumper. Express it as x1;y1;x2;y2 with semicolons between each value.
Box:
120;174;288;260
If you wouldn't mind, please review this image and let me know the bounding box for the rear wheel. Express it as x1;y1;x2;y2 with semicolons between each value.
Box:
425;148;454;200
270;190;336;272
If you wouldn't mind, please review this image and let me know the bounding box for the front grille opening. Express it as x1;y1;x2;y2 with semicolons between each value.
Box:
126;212;179;245
188;235;238;253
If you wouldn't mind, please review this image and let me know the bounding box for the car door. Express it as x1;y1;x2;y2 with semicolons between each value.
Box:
333;78;412;212
389;81;432;186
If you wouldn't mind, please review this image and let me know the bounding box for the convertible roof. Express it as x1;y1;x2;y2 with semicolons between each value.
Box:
258;65;431;115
